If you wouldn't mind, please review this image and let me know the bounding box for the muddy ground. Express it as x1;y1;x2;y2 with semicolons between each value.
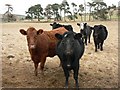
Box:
1;21;118;88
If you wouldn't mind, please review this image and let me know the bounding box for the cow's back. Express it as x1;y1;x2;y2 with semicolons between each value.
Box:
64;25;73;32
43;27;68;57
99;25;108;40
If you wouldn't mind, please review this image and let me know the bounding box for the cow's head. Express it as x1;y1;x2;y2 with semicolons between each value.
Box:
77;23;87;29
93;25;103;39
50;22;57;26
50;22;62;30
78;23;86;38
55;32;82;68
77;22;88;36
19;27;43;49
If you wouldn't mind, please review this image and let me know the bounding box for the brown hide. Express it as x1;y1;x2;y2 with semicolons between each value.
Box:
20;27;68;76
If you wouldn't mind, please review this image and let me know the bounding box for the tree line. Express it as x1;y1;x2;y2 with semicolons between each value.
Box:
25;0;117;21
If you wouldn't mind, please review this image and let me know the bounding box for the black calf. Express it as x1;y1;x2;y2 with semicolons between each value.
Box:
77;23;93;45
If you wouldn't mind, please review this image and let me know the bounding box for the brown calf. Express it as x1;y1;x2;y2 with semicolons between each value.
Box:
19;27;68;76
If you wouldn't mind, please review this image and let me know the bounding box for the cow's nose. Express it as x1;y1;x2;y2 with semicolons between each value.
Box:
67;64;71;68
30;45;35;49
66;51;72;55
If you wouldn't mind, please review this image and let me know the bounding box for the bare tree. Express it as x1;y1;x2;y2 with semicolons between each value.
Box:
5;4;13;13
3;4;16;22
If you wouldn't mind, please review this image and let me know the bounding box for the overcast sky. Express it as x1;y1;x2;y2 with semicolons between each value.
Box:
0;0;119;15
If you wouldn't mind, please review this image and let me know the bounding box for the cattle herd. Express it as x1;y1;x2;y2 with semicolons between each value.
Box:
19;22;108;88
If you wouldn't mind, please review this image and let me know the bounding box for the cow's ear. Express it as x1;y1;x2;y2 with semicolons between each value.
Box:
50;24;53;26
90;27;94;30
84;23;87;27
55;33;63;40
74;33;82;39
77;23;80;26
53;22;57;24
80;29;83;31
93;25;97;30
37;29;43;35
20;29;27;35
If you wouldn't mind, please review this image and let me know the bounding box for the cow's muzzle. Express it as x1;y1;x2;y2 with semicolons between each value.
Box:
29;45;35;49
67;64;71;68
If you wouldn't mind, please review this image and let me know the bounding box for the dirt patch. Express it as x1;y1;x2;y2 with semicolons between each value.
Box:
2;21;118;88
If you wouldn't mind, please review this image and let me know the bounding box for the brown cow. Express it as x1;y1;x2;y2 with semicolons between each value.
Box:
19;27;68;76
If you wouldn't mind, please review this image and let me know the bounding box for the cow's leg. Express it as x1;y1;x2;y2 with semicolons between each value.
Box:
63;68;69;88
100;41;104;51
98;43;100;49
88;35;91;43
34;62;39;76
85;37;87;45
73;67;79;88
94;42;98;52
40;56;46;74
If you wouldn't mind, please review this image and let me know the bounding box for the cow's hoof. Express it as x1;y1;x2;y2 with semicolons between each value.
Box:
40;70;44;75
34;71;38;76
95;50;97;52
64;86;68;88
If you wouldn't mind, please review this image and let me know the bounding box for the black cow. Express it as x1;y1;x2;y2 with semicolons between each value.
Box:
77;22;93;45
93;25;108;52
55;31;84;88
50;22;73;32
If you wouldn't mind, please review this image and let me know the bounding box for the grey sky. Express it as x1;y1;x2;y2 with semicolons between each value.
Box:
0;0;119;15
